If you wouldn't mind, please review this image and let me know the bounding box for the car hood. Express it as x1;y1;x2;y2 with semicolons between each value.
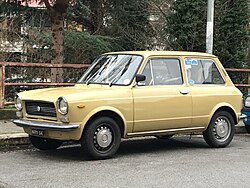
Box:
18;84;114;102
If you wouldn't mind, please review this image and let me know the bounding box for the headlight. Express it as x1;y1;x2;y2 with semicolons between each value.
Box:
14;95;22;111
245;96;250;107
57;97;68;115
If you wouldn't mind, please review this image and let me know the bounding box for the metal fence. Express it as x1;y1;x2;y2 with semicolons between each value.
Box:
0;62;90;108
226;68;250;89
0;62;250;108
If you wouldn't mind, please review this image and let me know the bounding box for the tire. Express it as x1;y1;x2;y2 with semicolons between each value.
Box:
29;136;62;150
245;126;250;134
203;111;235;148
81;117;121;160
155;135;174;139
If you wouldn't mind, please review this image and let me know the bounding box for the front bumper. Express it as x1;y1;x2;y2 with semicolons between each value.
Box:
239;114;247;120
13;119;80;131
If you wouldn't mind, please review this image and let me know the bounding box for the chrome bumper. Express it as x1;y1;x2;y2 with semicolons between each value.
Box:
239;114;247;120
13;119;80;131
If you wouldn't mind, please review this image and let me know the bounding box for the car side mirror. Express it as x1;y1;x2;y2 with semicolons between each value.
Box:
135;74;146;83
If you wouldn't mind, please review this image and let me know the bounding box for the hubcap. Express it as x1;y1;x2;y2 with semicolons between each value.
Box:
94;126;113;150
213;116;231;142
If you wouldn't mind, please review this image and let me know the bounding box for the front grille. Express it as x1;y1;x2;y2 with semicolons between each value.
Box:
25;101;57;117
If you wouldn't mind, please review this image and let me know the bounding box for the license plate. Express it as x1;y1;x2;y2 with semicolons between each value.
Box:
31;129;44;136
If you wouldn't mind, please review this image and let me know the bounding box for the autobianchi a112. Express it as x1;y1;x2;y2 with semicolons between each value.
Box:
14;51;245;160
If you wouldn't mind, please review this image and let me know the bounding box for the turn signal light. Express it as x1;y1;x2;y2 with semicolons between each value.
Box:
77;104;85;108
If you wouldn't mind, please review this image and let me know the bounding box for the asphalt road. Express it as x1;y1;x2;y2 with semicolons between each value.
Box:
0;135;250;188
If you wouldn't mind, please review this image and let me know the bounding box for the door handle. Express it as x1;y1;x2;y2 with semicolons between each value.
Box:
180;89;189;95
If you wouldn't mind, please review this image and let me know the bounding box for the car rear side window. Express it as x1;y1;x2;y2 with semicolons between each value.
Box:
141;58;183;86
185;59;225;85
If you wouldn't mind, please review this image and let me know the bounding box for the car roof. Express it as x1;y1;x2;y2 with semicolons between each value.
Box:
106;51;216;58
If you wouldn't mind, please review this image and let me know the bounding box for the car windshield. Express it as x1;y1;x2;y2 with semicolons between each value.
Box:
78;54;143;86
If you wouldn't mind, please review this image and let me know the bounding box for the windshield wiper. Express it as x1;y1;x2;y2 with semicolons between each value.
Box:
86;56;118;85
109;57;132;87
86;63;108;85
86;73;96;85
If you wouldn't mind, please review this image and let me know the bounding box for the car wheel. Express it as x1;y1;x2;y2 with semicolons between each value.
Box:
203;111;235;148
81;117;121;160
155;135;174;139
29;136;62;150
245;126;250;134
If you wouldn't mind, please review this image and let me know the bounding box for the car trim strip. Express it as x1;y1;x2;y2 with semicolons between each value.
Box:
127;127;205;136
13;119;80;131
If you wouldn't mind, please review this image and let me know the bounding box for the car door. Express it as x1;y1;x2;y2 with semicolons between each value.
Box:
132;57;192;133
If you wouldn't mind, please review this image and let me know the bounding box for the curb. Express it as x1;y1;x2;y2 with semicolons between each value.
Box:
235;125;247;134
0;133;29;147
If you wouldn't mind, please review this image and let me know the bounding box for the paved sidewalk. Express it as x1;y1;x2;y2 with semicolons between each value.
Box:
0;120;29;146
0;120;25;134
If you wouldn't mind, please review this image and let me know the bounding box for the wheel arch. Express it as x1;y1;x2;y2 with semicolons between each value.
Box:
210;104;238;125
81;107;126;138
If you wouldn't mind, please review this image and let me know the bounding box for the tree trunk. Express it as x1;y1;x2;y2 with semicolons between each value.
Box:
90;0;104;34
51;11;65;83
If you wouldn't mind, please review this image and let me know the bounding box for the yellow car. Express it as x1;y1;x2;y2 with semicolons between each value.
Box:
14;51;244;159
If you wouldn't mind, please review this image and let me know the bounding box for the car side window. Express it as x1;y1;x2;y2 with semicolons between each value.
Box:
185;59;225;85
141;58;183;86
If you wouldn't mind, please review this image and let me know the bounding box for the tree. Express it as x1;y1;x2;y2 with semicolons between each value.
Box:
67;0;110;35
148;0;175;50
42;0;69;82
108;0;154;50
213;0;250;68
6;0;73;82
165;0;207;51
0;1;51;63
67;0;154;50
165;0;250;69
214;0;250;94
64;31;113;65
